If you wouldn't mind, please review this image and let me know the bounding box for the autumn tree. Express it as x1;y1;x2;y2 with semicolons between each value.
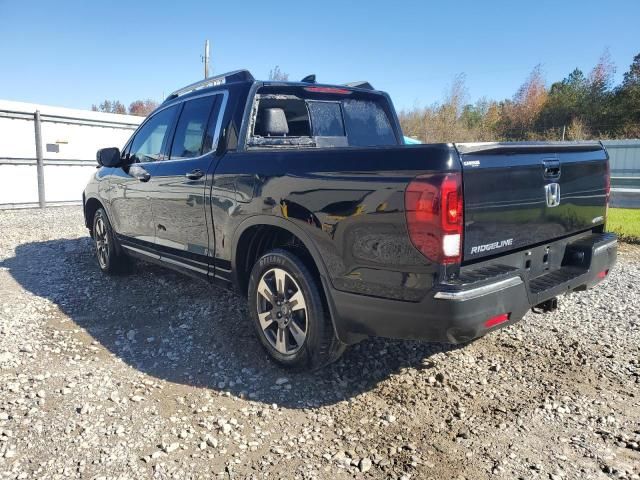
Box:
396;51;640;142
460;98;501;139
399;76;502;142
128;99;159;117
501;65;548;138
585;50;616;133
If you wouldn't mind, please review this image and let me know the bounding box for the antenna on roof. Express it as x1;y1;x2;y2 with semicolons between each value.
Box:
300;74;316;83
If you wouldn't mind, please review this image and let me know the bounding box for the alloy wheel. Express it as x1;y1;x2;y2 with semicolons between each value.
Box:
256;267;308;355
95;217;110;269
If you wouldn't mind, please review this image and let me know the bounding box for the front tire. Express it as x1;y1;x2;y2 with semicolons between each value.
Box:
247;249;345;370
92;208;129;274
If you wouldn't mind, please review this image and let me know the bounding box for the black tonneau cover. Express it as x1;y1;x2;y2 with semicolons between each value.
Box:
455;141;604;155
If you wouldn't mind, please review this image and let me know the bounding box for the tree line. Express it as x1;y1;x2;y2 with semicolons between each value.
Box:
399;51;640;142
89;52;640;139
89;66;290;117
91;99;159;117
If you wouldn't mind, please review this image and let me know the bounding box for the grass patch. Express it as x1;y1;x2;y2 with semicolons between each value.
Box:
607;208;640;243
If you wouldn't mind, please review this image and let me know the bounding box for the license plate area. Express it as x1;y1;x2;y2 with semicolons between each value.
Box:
523;243;565;280
524;237;593;302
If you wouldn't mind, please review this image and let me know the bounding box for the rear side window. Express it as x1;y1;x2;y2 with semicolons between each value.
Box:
342;99;397;147
307;101;345;137
170;96;216;159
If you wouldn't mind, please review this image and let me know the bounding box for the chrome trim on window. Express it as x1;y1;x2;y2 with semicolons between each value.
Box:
125;90;229;164
434;276;523;302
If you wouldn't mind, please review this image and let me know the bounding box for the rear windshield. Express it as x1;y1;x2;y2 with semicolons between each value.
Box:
248;87;398;149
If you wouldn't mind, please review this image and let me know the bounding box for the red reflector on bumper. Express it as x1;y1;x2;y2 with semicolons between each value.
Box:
597;270;609;279
485;313;510;328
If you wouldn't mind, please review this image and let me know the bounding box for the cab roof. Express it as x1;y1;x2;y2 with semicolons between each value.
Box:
160;69;379;108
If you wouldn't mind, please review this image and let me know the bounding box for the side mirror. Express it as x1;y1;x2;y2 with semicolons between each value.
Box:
97;147;122;167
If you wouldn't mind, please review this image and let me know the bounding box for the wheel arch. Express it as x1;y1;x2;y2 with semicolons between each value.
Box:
231;216;354;344
231;216;330;292
84;196;105;234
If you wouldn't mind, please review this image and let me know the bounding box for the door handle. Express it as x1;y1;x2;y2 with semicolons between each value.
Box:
186;169;205;180
134;170;151;182
543;159;561;178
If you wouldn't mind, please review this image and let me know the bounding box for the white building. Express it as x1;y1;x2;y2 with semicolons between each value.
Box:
0;99;142;209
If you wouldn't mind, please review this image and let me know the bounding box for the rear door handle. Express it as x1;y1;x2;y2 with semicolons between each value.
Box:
186;169;204;180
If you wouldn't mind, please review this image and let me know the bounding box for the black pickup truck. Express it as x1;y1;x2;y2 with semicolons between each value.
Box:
84;69;617;369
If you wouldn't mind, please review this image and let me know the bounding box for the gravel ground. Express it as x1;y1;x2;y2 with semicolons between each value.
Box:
0;206;638;480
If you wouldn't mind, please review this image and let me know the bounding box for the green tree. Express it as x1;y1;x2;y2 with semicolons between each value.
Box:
613;53;640;137
622;53;640;87
537;68;588;130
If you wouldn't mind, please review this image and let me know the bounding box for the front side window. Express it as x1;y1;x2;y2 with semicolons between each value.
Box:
129;106;178;163
169;95;217;159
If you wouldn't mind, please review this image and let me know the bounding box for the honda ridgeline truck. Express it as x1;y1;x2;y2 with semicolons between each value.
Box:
83;70;617;369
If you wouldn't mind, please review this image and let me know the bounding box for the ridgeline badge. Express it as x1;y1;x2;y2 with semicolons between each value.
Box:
470;239;514;255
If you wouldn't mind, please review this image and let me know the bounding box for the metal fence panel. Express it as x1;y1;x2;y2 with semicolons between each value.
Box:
0;99;142;209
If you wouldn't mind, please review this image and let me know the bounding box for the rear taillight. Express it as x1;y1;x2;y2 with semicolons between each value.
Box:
405;172;463;264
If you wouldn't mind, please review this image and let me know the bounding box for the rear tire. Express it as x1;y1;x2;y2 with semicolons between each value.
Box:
92;208;129;274
247;249;345;370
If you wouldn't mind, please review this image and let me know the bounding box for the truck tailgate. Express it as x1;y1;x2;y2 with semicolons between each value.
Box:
456;142;608;262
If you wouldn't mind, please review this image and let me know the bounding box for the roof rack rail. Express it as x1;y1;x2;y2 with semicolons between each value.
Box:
163;70;254;103
344;81;375;90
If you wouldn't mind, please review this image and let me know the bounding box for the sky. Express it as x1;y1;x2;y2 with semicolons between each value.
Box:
1;0;639;112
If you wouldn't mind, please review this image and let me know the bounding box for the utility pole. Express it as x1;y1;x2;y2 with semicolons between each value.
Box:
203;40;210;79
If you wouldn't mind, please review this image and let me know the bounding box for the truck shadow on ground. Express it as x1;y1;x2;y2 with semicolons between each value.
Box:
1;237;459;409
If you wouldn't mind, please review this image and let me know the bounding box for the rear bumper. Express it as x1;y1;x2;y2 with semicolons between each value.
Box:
329;233;617;344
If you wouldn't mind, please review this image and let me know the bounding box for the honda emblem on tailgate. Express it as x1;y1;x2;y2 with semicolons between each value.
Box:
545;183;561;207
